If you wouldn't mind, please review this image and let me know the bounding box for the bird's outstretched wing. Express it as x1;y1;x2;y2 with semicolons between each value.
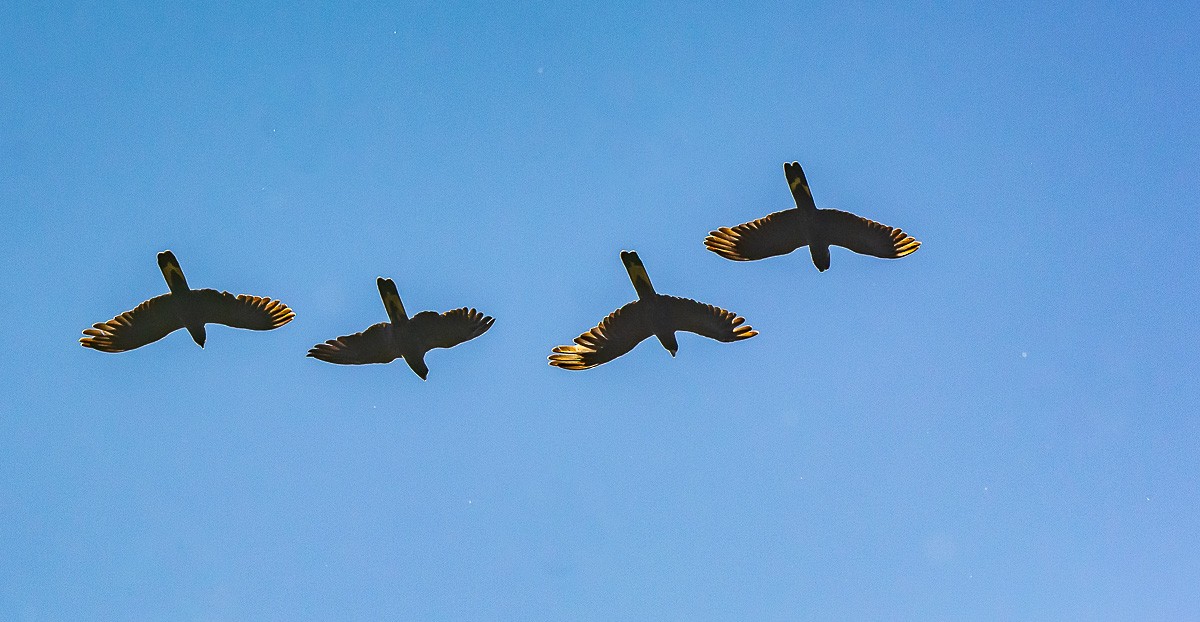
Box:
816;209;920;258
661;295;758;342
81;294;184;353
549;300;655;370
193;289;295;330
307;323;396;364
705;208;808;261
407;308;495;351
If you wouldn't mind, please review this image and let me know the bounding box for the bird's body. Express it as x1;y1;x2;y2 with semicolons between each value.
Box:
620;250;679;354
549;251;756;370
647;297;681;355
156;253;207;346
80;251;294;352
307;277;493;380
705;161;920;271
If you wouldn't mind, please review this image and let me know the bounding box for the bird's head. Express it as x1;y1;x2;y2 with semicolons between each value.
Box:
186;324;206;348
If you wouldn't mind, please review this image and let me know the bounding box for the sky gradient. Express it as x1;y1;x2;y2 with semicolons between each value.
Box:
3;2;1199;619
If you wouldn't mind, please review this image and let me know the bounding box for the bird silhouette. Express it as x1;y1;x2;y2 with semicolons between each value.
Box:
307;277;493;380
705;161;920;271
80;251;294;352
549;251;757;370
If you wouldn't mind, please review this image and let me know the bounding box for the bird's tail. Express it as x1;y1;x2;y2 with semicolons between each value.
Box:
620;251;657;300
377;277;408;324
157;250;190;293
784;161;816;210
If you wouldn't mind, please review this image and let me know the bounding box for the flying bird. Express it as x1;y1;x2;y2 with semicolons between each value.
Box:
549;251;757;370
80;251;294;352
307;277;494;380
705;161;920;271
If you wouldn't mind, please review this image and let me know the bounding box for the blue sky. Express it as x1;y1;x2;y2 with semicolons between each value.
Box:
2;1;1198;619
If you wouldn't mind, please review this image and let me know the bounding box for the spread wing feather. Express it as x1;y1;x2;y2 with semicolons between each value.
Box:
192;289;295;330
80;294;184;353
817;209;920;258
660;296;758;342
704;208;808;261
408;308;495;351
549;300;654;370
307;322;397;365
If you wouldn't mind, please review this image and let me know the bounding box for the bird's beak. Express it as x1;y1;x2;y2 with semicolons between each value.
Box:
669;349;677;357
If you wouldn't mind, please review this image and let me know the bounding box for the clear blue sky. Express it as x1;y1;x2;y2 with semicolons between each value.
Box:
3;1;1198;619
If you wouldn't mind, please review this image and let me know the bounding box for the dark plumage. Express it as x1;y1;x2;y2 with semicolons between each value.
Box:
549;251;757;370
307;277;493;380
705;161;920;271
80;251;294;352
